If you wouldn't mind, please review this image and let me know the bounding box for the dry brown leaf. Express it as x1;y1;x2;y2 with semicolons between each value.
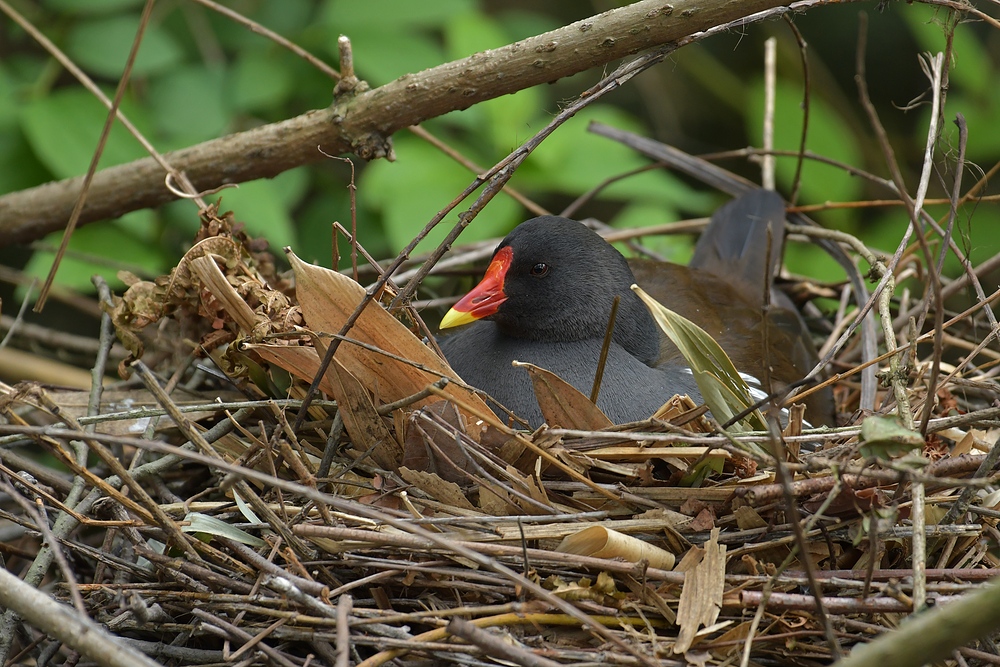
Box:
953;430;976;456
688;508;716;532
674;527;726;654
190;255;258;332
398;467;476;511
504;464;551;515
249;344;338;396
326;357;402;470
401;402;477;483
478;483;516;516
733;506;767;531
710;620;753;660
286;250;492;430
733;506;789;567
512;361;613;430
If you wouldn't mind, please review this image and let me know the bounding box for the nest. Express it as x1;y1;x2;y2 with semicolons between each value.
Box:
3;139;1000;667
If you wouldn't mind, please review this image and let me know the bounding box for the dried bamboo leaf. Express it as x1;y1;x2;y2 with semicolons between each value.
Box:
674;527;726;654
733;506;767;531
190;255;259;331
479;483;515;515
246;344;336;395
504;464;551;514
400;401;476;482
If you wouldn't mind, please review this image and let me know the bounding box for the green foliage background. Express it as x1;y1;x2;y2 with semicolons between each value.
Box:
1;0;998;313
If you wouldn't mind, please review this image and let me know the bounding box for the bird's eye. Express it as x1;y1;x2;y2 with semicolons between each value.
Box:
529;263;549;277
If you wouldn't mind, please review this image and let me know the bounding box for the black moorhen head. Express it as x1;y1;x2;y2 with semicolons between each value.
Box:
437;216;702;427
441;217;660;364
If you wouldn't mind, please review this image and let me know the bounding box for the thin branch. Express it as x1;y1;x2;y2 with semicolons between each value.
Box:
0;0;786;245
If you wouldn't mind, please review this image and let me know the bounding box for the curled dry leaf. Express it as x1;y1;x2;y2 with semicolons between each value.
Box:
106;204;288;376
556;525;676;571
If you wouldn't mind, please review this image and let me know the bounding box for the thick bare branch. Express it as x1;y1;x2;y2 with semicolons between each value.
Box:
0;0;786;246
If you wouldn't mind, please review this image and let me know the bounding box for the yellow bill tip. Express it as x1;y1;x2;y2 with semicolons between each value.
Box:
439;308;479;330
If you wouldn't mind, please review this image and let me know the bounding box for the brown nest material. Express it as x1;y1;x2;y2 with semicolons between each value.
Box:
3;159;1000;667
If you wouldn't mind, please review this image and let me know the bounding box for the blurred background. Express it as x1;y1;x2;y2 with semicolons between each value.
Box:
1;0;998;354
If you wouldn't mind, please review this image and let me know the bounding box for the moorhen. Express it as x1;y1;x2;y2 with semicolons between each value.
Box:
438;190;834;428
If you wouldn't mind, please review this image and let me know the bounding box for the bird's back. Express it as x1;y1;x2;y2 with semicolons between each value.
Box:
630;190;835;425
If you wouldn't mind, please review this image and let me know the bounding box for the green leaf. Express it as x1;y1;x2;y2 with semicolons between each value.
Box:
295;187;350;268
603;169;718;213
207;176;297;251
0;66;18;128
904;6;990;92
45;0;145;13
322;0;479;85
19;88;150;178
147;66;228;144
322;0;476;31
182;512;266;547
517;106;708;214
444;12;545;151
680;456;725;487
23;211;168;294
232;490;263;526
252;1;316;36
632;285;770;457
932;90;1000;164
495;9;560;42
332;28;444;86
610;203;698;263
859;415;925;459
229;50;295;113
444;9;507;59
65;16;183;78
521;105;647;194
0;133;49;196
747;81;863;216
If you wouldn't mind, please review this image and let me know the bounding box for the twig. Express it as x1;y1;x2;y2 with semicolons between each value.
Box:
0;0;760;243
0;566;163;667
591;296;620;404
336;594;351;667
35;0;156;310
761;37;777;190
447;617;563;667
783;15;811;205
